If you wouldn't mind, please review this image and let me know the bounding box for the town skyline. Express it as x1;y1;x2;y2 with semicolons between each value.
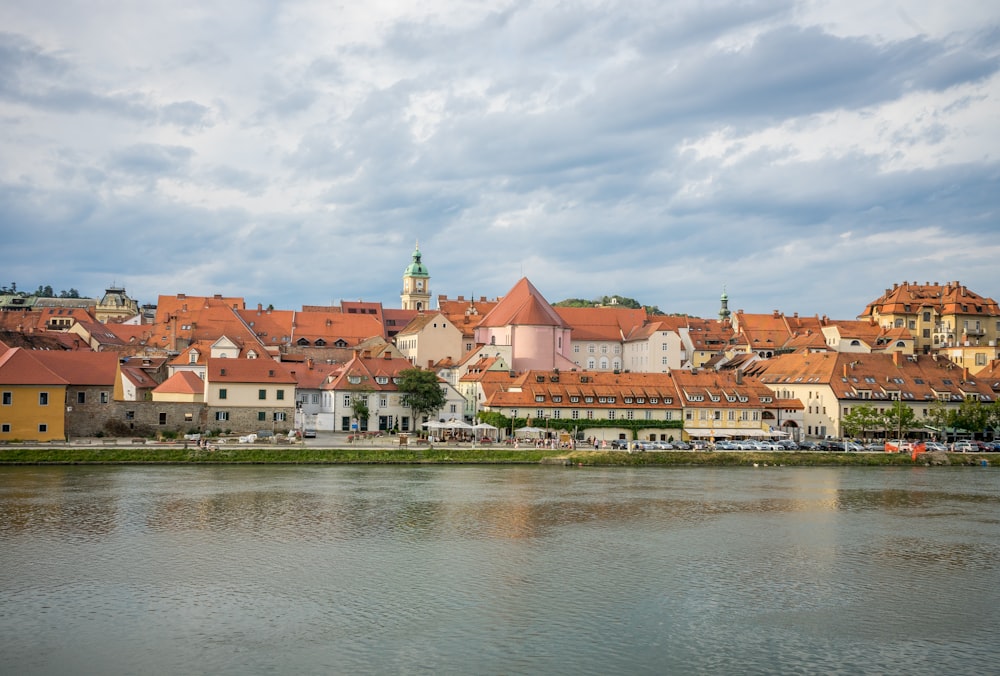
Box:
2;2;998;321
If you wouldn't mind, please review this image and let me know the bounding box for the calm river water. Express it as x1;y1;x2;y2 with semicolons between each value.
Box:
1;465;998;675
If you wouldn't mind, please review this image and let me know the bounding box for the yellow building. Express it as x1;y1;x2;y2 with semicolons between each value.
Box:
0;347;68;442
859;281;1000;354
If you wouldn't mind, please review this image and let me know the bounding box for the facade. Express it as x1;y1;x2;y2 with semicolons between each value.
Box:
95;286;139;323
482;369;685;443
746;351;997;440
316;351;464;433
859;281;1000;354
473;278;576;372
204;358;298;433
395;312;463;368
670;369;801;441
0;346;68;442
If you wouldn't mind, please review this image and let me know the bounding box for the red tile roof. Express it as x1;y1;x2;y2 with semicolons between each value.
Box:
154;370;205;395
0;347;69;385
477;278;568;328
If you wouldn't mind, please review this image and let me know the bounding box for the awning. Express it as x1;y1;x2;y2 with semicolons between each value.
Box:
686;430;731;437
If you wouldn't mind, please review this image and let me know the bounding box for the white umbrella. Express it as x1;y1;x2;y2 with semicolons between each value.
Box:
446;419;472;429
472;422;499;442
515;426;544;436
422;420;445;429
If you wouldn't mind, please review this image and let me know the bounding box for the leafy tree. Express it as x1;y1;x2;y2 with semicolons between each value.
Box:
882;400;917;438
59;288;80;298
953;397;991;436
398;368;447;427
33;285;55;297
350;393;371;428
841;403;880;439
923;400;955;441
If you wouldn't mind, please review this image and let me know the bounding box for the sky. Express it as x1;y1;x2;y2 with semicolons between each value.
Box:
2;1;998;320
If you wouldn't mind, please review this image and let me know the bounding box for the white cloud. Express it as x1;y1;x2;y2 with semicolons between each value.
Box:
0;0;998;319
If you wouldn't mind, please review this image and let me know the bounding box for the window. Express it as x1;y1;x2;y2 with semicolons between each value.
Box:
258;411;267;421
274;412;287;422
276;390;285;400
665;411;672;421
159;412;167;425
259;389;267;400
184;413;193;422
216;411;229;421
1;423;9;433
38;424;48;433
343;395;352;407
976;353;987;366
219;388;227;400
77;392;86;404
39;392;49;406
572;410;579;419
536;409;544;418
553;410;561;419
100;392;109;404
380;396;388;407
588;345;595;354
573;345;580;353
125;411;134;420
1;392;10;406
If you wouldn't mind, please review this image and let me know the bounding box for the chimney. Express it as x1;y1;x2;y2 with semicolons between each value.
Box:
257;303;263;313
892;351;901;367
307;358;314;370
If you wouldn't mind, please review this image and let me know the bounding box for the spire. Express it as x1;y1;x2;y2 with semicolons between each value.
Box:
718;285;731;322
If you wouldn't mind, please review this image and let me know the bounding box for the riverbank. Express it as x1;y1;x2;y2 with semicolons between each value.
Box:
0;446;993;466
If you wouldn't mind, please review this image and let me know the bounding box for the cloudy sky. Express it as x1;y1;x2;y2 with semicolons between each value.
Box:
2;1;998;320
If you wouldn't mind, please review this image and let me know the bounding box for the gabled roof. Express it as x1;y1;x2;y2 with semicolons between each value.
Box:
860;281;1000;319
477;278;568;329
153;370;205;395
555;306;647;342
321;352;421;391
206;358;297;384
0;347;69;385
32;351;120;386
120;365;159;391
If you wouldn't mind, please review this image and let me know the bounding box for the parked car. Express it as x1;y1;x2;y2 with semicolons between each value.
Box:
303;428;317;439
673;441;691;450
952;441;975;453
610;439;628;450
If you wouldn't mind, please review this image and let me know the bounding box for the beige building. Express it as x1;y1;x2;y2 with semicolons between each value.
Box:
859;281;1000;354
395;312;463;368
400;243;432;312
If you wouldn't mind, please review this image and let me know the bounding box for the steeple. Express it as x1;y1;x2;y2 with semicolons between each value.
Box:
718;286;731;322
401;241;431;311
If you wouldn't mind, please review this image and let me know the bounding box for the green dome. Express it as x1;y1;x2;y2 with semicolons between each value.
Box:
404;246;429;277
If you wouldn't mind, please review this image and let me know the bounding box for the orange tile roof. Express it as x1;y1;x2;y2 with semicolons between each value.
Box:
555;306;647;341
860;281;1000;318
207;358;297;384
477;278;568;328
747;352;996;403
0;347;68;385
32;351;120;386
154;370;205;395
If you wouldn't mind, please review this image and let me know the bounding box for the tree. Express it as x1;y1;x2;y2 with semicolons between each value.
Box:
397;368;447;428
841;403;880;439
350;392;371;430
59;288;80;298
953;397;991;437
882;400;917;439
924;400;955;442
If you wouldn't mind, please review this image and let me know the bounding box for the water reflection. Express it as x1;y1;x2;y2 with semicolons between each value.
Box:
2;465;998;676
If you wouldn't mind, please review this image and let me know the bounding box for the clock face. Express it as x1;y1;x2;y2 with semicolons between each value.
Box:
416;280;423;290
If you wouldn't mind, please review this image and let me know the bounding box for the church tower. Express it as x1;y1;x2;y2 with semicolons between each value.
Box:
718;286;731;323
401;242;431;311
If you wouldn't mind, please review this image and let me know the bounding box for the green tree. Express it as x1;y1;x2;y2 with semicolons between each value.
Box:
953;397;991;437
882;400;917;439
923;400;955;441
398;368;447;428
350;392;371;430
841;403;880;439
59;288;80;298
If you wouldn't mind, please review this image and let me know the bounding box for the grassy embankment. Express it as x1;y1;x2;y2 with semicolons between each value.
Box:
0;446;992;466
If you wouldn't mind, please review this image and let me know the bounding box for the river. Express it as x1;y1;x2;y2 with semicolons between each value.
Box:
1;465;998;675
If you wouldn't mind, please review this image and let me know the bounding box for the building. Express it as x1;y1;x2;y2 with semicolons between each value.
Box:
0;345;68;442
473;278;576;372
859;281;1000;354
746;351;996;440
400;243;432;312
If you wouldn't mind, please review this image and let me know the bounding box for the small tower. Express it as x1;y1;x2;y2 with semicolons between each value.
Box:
718;286;731;323
401;241;431;311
